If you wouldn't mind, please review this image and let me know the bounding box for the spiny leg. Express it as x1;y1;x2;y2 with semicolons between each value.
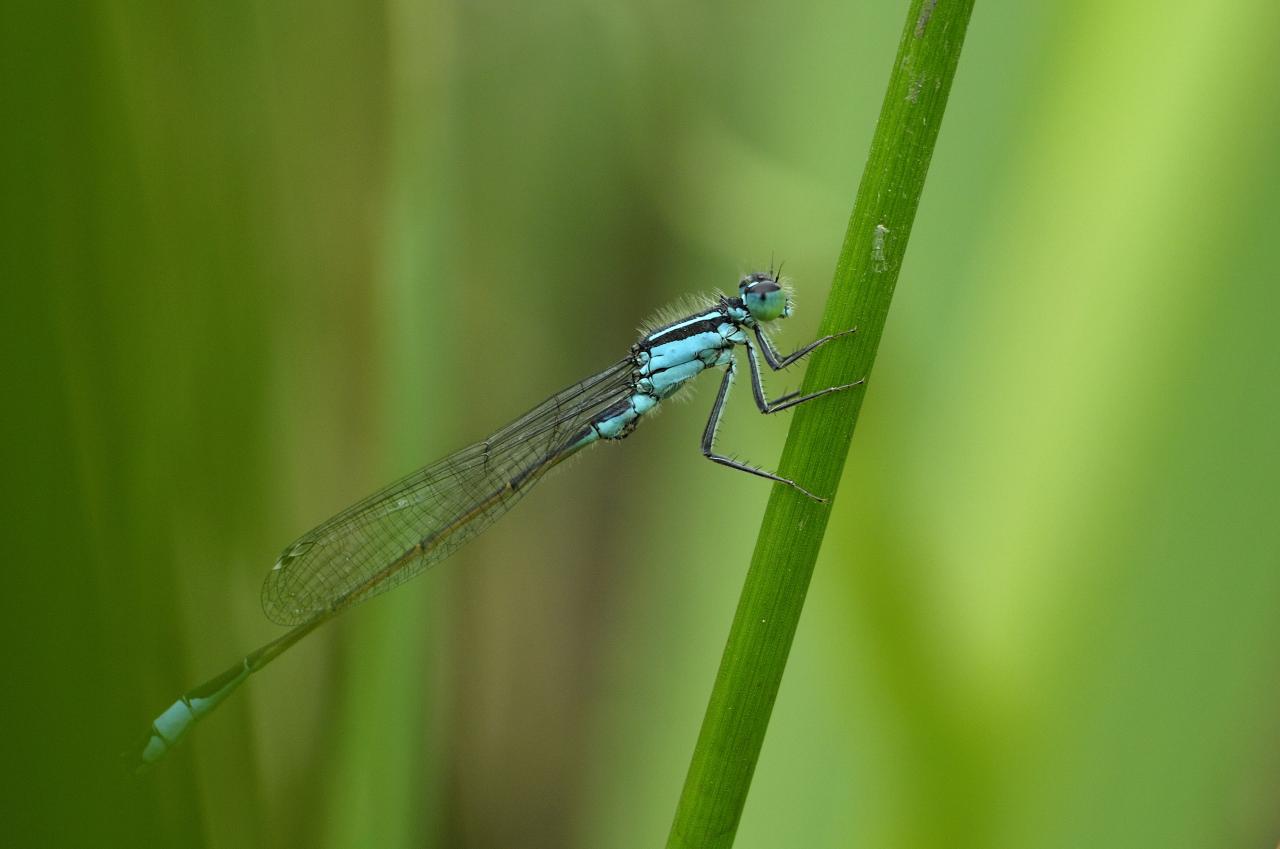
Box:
701;360;825;502
744;339;864;414
754;324;857;371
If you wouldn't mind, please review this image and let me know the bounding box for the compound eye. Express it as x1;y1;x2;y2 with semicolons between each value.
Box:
742;280;786;321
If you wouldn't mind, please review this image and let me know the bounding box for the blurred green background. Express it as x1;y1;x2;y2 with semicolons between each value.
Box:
4;1;1279;847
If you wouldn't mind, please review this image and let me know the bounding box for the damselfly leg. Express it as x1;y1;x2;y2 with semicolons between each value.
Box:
700;327;863;502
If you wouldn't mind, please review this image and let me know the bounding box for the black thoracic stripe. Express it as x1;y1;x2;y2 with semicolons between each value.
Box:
594;397;636;422
641;315;725;348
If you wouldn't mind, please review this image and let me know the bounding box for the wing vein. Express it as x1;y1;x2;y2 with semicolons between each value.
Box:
261;357;637;625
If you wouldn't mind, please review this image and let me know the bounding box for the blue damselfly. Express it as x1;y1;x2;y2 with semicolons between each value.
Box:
136;271;860;770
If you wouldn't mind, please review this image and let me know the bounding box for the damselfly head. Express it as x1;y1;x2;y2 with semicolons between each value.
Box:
738;272;792;322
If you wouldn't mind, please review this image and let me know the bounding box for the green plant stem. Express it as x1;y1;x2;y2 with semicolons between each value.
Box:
666;2;976;846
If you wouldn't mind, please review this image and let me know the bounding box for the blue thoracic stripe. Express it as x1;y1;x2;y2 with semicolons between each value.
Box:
643;310;724;343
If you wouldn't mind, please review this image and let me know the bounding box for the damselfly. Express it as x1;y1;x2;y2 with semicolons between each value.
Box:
136;271;861;770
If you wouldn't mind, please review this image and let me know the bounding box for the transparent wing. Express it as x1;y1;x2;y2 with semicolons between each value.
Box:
261;357;637;625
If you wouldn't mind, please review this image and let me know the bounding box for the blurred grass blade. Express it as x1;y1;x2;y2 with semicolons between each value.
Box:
666;1;977;846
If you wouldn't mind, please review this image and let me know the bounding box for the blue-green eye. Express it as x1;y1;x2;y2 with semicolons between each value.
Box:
741;278;788;322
